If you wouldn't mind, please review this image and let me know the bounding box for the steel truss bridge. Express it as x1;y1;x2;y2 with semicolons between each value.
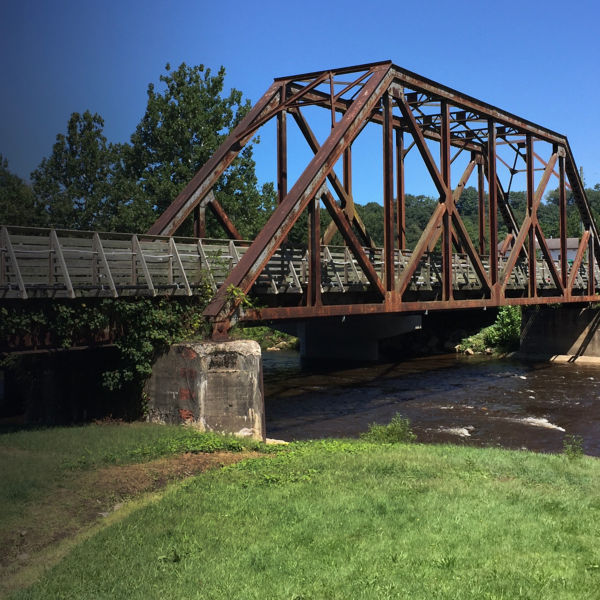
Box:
3;61;600;339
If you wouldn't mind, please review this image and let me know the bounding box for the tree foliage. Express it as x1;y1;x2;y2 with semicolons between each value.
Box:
123;62;275;236
31;111;117;230
0;155;43;226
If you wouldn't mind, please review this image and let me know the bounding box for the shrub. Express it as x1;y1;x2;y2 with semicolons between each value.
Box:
562;434;584;460
360;413;416;444
458;306;521;353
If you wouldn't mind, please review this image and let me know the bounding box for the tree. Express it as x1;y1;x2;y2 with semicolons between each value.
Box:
31;111;117;230
125;62;275;237
0;155;43;226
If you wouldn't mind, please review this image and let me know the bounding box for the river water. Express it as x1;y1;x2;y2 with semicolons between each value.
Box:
262;351;600;456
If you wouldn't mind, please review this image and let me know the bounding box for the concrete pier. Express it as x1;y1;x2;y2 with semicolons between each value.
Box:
279;314;422;361
144;340;265;440
520;304;600;359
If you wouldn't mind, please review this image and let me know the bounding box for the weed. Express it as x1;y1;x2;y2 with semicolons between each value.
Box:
562;434;584;459
458;305;521;353
360;413;416;444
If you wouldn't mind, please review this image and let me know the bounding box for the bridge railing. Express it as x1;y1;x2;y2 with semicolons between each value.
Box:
1;225;597;300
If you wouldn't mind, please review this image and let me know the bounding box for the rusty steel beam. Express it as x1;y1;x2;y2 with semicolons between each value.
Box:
487;120;498;289
559;151;568;287
308;196;321;306
277;109;287;204
291;108;375;249
320;190;385;297
500;150;559;294
148;81;283;236
441;101;452;301
203;64;394;323
568;231;590;292
383;92;395;291
244;292;600;322
396;129;406;250
526;135;536;297
209;196;242;240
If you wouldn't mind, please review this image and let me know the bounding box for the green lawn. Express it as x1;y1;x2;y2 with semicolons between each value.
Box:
8;436;600;600
0;422;260;526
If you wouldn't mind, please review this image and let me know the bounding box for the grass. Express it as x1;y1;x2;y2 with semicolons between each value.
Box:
0;422;265;596
7;435;600;600
0;422;262;522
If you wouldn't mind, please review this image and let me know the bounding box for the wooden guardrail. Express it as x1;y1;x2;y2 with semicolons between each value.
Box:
0;226;595;300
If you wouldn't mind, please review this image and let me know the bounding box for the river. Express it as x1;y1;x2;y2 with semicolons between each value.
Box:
262;351;600;456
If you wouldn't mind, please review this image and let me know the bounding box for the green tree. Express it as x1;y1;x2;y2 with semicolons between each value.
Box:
125;62;275;237
0;155;43;226
31;111;118;230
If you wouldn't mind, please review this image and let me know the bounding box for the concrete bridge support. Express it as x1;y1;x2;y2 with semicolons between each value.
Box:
280;314;422;361
521;304;600;359
144;340;265;440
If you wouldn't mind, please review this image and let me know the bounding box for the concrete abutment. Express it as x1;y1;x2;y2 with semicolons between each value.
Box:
144;340;265;440
520;303;600;360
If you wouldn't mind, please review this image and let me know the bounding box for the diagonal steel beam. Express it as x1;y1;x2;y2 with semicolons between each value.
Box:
567;230;590;292
291;108;375;248
500;153;558;291
208;195;242;240
393;92;447;199
203;65;394;321
320;190;385;297
396;203;446;297
535;223;564;292
148;81;283;236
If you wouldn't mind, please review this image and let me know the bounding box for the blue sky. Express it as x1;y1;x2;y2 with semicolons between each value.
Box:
2;0;600;205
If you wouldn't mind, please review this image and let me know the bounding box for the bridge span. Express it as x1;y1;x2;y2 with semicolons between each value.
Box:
4;61;600;340
144;61;600;337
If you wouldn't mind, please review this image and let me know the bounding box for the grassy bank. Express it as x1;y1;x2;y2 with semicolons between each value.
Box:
0;423;264;596
4;427;600;599
232;325;298;350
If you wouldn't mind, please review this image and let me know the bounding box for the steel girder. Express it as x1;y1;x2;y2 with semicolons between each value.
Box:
147;61;600;337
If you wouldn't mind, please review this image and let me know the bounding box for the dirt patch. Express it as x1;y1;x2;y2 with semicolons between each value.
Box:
0;451;258;595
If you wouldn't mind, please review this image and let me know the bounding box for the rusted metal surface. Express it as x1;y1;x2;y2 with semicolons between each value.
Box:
140;60;596;334
15;62;597;334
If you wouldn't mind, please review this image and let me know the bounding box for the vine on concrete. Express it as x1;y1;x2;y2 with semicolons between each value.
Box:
1;292;212;400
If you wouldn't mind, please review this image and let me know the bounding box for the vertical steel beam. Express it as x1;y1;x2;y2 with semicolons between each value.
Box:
194;205;206;238
329;73;336;128
526;134;536;297
383;91;395;291
343;147;352;208
558;149;568;288
308;195;321;306
277;109;287;204
477;156;486;256
589;233;595;295
441;101;452;300
396;129;406;250
487;119;498;289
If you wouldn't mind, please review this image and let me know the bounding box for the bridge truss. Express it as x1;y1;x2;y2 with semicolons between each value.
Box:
147;61;600;337
3;62;599;341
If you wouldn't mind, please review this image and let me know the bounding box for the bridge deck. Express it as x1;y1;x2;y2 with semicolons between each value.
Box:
1;227;596;306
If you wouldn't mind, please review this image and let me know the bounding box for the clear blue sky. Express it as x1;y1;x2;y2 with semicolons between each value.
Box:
2;0;600;205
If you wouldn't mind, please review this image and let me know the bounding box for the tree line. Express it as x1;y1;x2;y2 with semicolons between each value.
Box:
2;61;600;250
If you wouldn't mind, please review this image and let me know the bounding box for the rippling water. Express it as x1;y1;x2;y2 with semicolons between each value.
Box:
263;351;600;456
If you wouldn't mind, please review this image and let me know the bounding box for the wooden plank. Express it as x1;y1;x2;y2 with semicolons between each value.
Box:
131;235;156;296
